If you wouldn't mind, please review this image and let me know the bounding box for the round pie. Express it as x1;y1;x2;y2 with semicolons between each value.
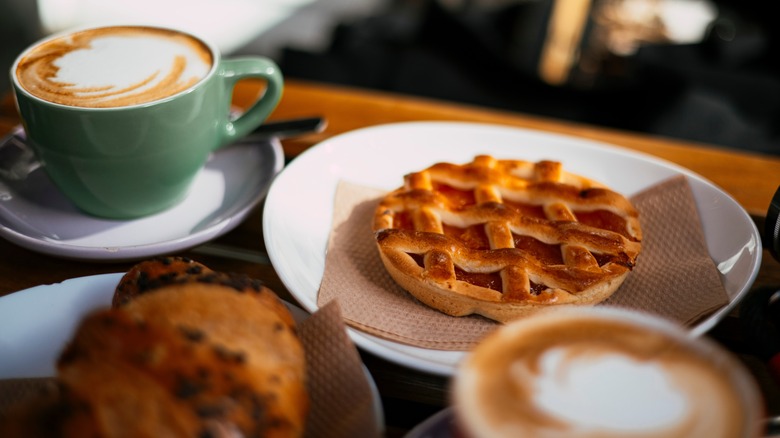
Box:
373;155;642;323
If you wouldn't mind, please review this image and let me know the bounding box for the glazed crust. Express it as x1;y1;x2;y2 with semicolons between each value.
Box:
373;155;642;323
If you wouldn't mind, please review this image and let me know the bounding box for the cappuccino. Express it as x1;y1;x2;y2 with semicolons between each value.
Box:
453;308;762;438
15;26;212;108
10;24;282;218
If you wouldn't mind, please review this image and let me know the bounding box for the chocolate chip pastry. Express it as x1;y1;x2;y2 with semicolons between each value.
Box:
0;257;308;438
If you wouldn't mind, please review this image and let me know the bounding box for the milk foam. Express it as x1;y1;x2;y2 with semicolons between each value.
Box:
54;36;209;98
453;309;757;438
526;348;688;431
16;27;212;108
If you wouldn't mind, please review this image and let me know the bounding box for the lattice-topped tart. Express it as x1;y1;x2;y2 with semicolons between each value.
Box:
373;155;642;323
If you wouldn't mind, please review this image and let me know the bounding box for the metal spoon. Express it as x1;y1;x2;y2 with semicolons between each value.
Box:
0;116;327;181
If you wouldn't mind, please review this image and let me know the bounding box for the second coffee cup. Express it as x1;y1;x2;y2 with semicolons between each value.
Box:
10;25;283;219
453;306;764;438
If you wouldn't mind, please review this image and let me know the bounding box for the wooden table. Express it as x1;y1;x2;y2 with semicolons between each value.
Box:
2;78;780;435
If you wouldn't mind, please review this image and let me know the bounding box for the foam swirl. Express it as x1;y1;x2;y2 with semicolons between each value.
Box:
16;27;212;108
454;311;753;438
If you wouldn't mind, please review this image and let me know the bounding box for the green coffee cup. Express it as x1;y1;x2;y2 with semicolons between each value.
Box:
10;25;283;219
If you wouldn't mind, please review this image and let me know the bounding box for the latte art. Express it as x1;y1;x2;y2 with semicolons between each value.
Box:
15;27;212;108
527;348;689;431
453;309;760;438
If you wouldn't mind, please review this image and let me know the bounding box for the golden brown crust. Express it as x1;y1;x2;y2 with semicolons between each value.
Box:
112;256;213;307
119;283;308;437
113;256;296;328
373;155;642;323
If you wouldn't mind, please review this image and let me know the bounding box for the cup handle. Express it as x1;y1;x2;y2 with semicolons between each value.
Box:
216;57;283;148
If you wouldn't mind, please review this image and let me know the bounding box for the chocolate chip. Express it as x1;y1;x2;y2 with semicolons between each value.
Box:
179;326;205;342
175;377;205;399
213;345;246;364
186;265;204;275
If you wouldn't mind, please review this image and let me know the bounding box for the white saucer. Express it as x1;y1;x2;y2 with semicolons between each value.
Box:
0;129;283;262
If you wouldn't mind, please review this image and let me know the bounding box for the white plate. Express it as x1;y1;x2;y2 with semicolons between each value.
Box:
0;273;384;432
263;121;762;376
0;128;283;262
0;273;124;378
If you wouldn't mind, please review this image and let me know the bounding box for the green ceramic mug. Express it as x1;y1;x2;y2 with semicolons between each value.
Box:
10;25;283;219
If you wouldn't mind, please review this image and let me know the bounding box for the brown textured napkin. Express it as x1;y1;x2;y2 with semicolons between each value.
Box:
317;175;729;350
0;301;381;438
299;301;381;438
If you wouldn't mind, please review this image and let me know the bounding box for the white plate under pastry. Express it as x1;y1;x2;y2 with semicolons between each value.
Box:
0;128;283;262
263;121;762;376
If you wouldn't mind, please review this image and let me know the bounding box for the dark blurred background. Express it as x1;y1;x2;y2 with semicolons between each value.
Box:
3;0;778;156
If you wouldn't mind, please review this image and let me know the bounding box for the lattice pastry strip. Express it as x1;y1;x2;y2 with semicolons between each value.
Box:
373;155;642;323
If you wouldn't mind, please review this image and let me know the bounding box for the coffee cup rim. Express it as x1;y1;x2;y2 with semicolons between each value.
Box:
455;306;765;437
489;306;731;355
10;24;221;112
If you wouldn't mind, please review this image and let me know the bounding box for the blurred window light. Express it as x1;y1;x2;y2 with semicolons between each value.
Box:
36;0;316;54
